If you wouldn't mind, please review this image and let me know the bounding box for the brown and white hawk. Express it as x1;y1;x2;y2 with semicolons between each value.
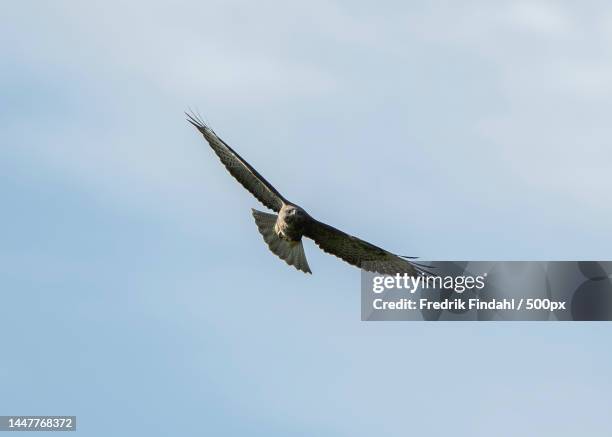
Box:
187;112;431;276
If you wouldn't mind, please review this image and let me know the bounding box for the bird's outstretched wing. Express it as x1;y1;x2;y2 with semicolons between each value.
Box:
187;112;287;212
305;219;432;276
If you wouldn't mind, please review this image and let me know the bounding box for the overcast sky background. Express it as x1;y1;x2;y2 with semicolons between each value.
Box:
1;1;611;436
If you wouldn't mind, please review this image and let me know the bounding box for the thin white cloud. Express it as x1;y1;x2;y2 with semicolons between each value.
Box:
510;2;572;35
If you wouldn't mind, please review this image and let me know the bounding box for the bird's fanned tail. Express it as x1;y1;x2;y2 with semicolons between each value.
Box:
251;209;312;274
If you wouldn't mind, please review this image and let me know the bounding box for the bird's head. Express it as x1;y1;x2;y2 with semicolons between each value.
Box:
284;205;307;224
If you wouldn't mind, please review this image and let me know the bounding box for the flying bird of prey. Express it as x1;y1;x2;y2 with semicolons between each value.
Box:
187;112;430;276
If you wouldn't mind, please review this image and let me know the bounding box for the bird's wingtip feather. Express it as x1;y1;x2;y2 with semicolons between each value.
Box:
185;109;210;133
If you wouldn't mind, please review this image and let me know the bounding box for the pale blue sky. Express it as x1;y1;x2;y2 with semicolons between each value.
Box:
1;1;611;436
